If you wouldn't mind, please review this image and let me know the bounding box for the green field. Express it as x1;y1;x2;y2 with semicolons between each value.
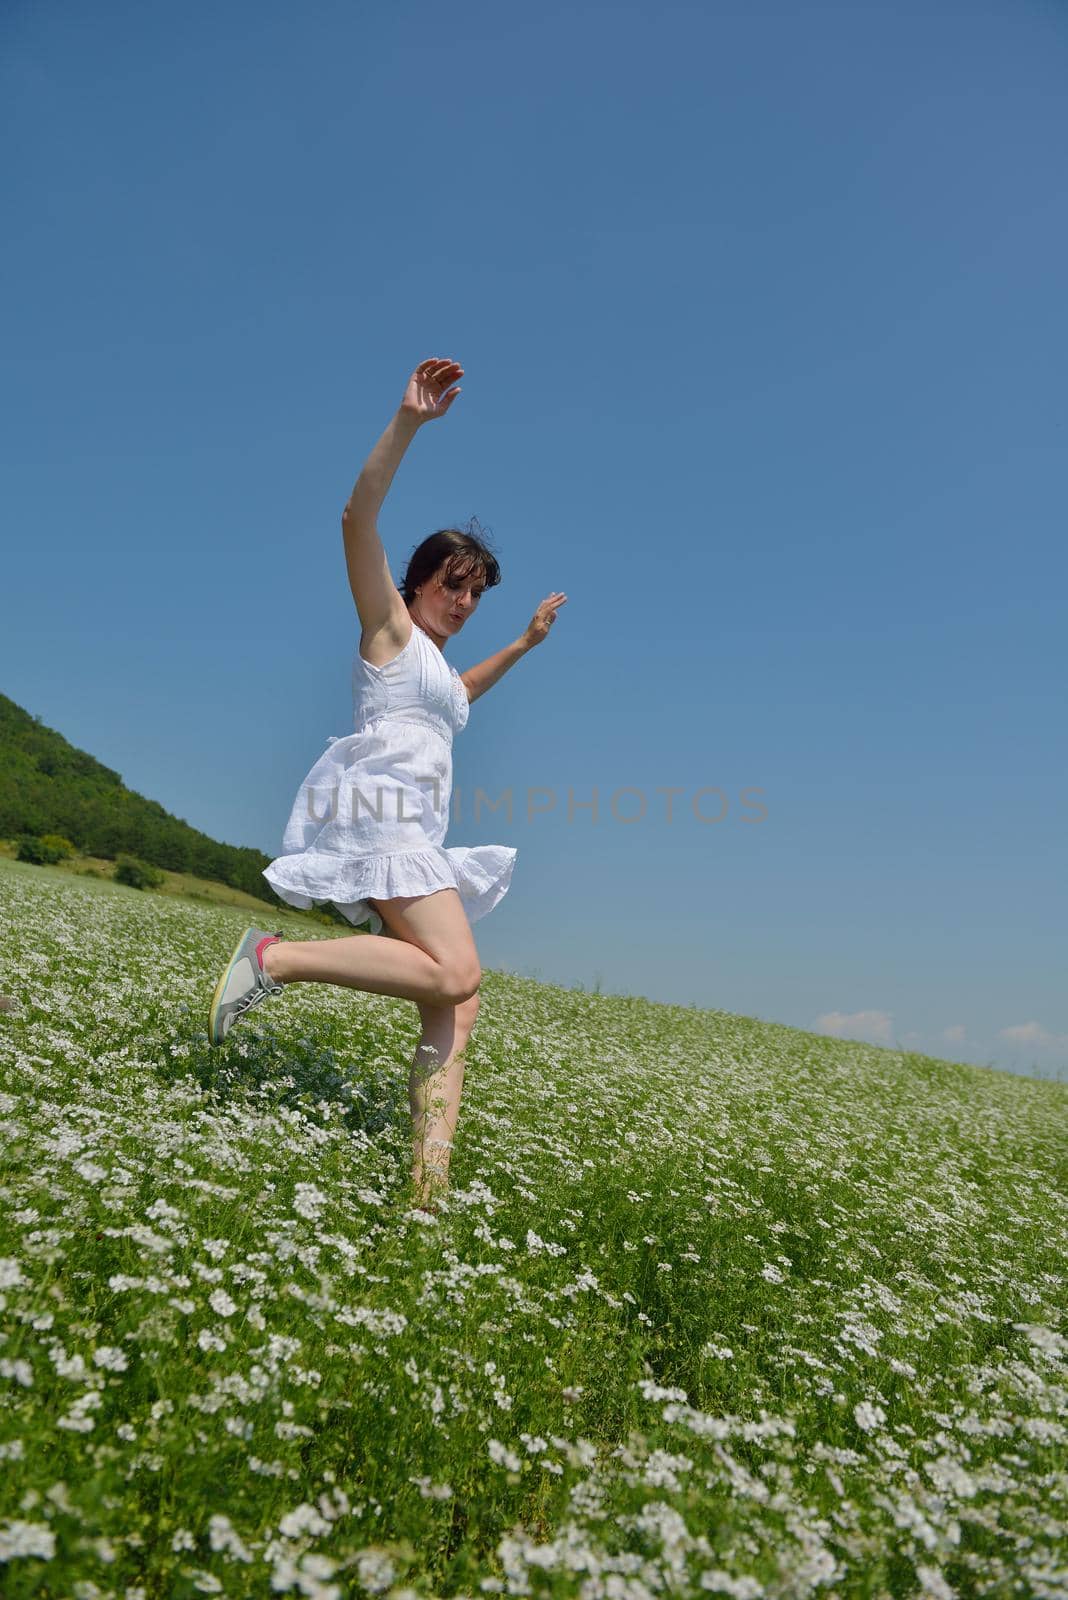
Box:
0;856;1064;1598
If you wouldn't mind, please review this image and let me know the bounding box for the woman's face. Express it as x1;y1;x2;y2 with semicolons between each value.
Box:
419;562;486;635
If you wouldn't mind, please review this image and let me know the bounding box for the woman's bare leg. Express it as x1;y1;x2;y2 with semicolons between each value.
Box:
349;891;481;1208
261;889;480;1007
409;991;480;1207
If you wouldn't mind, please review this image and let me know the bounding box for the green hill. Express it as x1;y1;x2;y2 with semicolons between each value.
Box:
0;689;299;913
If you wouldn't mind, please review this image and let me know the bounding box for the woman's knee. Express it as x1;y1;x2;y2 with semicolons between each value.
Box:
435;960;481;1006
368;890;480;1003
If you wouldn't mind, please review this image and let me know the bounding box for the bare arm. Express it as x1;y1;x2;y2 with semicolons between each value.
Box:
342;409;420;633
461;638;533;704
342;359;464;633
461;593;568;703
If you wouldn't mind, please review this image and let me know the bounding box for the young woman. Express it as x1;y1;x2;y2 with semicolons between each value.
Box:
208;356;567;1212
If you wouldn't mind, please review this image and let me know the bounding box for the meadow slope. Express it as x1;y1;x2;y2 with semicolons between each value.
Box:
0;859;1065;1599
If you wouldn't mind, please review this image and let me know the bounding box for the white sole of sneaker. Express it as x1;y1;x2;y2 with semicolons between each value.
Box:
208;924;256;1046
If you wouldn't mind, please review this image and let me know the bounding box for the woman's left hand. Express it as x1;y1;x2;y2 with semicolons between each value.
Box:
522;592;568;648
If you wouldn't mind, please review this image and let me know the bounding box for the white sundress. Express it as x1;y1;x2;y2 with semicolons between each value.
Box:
262;620;517;935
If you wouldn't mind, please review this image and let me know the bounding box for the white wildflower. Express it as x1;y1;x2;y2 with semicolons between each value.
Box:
56;1392;102;1432
277;1502;332;1539
270;1552;341;1598
355;1549;396;1594
853;1400;886;1433
293;1183;328;1221
0;1519;56;1560
208;1513;253;1562
93;1346;129;1372
699;1571;764;1597
487;1438;522;1471
1014;1322;1067;1361
915;1563;955;1599
927;1454;977;1499
410;1475;453;1500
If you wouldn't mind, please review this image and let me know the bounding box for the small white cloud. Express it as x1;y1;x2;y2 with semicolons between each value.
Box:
942;1024;966;1043
1001;1021;1048;1044
999;1022;1068;1050
814;1009;893;1044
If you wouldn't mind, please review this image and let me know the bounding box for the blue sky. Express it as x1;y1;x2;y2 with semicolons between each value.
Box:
3;0;1066;1080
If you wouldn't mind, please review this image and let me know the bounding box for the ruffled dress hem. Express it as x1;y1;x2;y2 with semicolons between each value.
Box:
263;843;516;936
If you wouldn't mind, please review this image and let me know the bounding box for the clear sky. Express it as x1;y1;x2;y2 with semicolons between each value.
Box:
3;0;1066;1080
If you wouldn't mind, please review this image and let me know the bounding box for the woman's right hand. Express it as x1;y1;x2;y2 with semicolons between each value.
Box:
400;357;464;424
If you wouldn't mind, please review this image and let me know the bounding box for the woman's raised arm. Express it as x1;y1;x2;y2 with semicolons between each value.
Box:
342;358;464;633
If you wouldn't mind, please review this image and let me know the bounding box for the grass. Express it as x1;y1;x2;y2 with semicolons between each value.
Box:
0;856;1065;1599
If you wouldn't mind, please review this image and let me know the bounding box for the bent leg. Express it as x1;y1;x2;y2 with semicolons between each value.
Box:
263;888;480;1006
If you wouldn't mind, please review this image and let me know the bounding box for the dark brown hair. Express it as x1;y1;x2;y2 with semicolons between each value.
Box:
398;515;502;606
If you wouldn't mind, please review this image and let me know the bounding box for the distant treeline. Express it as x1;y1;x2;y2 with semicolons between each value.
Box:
0;692;282;907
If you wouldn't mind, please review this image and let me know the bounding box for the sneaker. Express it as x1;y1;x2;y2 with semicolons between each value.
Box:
208;925;285;1045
